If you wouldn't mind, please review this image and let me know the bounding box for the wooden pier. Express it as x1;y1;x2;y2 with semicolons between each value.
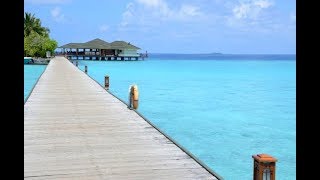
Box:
24;57;220;179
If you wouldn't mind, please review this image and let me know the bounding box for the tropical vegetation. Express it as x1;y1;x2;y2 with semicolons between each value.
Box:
24;12;57;58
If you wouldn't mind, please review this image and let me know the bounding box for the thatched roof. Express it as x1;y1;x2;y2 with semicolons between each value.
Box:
59;38;140;50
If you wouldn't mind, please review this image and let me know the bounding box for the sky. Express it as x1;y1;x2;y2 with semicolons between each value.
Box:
24;0;296;54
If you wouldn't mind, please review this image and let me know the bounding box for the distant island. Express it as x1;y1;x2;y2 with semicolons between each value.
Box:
209;52;223;55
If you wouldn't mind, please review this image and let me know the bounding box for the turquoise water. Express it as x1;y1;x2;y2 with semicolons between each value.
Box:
24;65;47;101
24;55;296;179
77;56;296;180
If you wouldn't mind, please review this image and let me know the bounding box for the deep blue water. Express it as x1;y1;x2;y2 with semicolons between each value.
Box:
25;54;296;179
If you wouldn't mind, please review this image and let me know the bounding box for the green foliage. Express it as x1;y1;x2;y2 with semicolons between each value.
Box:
24;12;49;37
43;39;58;55
24;12;57;57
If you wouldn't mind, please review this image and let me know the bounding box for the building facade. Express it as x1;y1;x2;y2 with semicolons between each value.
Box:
58;38;145;61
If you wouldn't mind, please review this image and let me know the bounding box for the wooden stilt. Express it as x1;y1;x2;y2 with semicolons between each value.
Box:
104;75;109;90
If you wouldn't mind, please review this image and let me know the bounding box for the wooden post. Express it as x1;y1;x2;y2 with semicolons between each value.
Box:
252;154;277;180
128;85;139;110
85;65;88;74
104;75;109;90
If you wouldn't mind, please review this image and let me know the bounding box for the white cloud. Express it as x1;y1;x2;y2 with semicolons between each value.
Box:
120;2;135;27
120;0;204;28
136;0;171;19
232;0;273;20
178;4;202;17
225;0;281;33
51;7;65;22
136;0;166;8
51;7;60;17
25;0;71;4
233;3;251;19
99;25;109;32
254;0;272;8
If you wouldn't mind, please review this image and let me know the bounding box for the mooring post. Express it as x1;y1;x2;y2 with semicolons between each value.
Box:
104;75;109;90
252;154;277;180
129;85;139;110
85;65;88;74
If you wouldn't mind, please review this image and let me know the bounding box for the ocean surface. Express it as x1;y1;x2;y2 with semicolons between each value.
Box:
24;54;296;179
24;64;47;101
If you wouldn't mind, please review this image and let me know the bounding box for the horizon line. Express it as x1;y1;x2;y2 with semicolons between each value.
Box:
145;52;296;55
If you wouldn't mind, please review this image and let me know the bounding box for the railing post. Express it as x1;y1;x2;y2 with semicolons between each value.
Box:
104;75;109;90
252;154;277;180
76;61;78;67
85;65;88;74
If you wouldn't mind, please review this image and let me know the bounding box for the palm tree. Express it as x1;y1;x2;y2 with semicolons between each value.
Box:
24;12;50;37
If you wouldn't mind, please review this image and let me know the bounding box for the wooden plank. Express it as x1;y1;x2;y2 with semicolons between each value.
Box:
24;57;219;179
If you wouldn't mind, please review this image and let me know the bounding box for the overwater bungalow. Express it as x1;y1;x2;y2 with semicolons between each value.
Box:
57;38;147;61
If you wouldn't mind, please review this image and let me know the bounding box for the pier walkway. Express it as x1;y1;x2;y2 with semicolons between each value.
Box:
24;57;220;179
